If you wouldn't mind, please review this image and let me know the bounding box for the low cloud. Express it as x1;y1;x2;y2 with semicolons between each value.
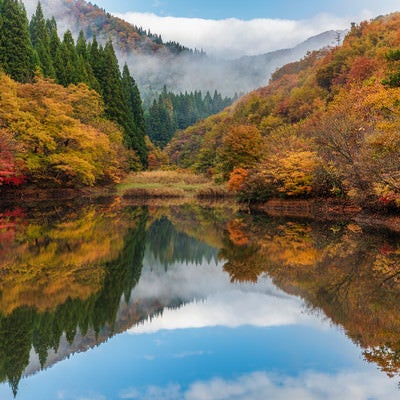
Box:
116;12;358;58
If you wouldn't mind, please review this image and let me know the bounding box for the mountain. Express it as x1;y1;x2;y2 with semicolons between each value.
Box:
229;30;347;92
23;0;345;96
165;12;400;209
24;0;173;55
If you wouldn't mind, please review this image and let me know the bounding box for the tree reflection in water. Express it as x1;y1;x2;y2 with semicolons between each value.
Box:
220;213;400;381
0;200;147;396
0;202;399;395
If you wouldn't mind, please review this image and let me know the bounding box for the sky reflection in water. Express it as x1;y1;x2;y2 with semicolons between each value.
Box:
0;204;398;399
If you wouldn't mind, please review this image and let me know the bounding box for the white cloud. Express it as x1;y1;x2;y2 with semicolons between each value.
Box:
185;370;399;400
120;370;399;400
77;394;107;400
172;350;206;359
128;261;328;334
115;12;359;58
120;384;183;400
129;290;321;333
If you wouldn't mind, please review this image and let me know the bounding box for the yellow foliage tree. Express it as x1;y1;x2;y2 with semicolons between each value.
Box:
0;74;129;186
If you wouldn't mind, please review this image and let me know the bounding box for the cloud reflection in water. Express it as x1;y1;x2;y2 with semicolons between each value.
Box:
128;261;327;334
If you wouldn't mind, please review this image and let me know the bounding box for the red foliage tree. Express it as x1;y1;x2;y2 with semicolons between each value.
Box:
0;132;26;187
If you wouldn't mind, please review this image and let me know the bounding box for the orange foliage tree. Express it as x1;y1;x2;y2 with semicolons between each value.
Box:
217;124;263;180
0;73;130;186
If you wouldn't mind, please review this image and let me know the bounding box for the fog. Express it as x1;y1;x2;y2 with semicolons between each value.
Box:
24;0;344;97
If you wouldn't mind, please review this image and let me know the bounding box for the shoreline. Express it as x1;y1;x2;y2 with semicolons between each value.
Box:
252;198;400;233
1;187;399;233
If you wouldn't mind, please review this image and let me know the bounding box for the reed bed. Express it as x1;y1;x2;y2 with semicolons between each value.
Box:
118;170;232;200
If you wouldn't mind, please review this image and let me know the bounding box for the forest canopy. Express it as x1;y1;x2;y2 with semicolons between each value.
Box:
0;0;147;187
165;13;400;209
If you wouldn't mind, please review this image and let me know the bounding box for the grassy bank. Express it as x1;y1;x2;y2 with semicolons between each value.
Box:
117;170;232;199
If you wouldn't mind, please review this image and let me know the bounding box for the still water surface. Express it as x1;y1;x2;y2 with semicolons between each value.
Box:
0;200;399;399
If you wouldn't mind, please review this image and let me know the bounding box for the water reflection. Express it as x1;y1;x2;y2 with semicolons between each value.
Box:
221;214;400;380
130;265;318;333
146;215;219;268
119;370;398;400
0;200;148;396
0;200;399;398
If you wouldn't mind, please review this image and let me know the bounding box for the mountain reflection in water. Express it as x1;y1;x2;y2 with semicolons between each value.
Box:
0;200;399;399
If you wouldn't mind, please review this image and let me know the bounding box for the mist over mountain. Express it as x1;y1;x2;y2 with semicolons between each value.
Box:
23;0;345;96
230;30;347;92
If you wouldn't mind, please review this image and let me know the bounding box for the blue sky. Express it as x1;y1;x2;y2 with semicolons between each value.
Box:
93;0;399;20
95;0;400;58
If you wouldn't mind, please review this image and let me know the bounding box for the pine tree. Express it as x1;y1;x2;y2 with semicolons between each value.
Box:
146;97;174;148
144;88;234;148
0;0;34;82
91;39;148;166
76;30;88;59
76;30;100;91
47;17;60;59
122;64;148;167
146;99;161;146
88;35;103;86
29;1;55;78
97;40;127;126
56;30;81;85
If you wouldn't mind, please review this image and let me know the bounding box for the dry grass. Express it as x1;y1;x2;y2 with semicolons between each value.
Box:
118;170;233;200
119;170;209;186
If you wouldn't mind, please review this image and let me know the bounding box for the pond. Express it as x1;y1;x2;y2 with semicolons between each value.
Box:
0;199;399;399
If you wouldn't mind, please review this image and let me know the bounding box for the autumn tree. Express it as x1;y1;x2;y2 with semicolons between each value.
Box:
0;73;128;186
217;124;263;180
0;128;25;187
308;87;376;200
361;84;400;206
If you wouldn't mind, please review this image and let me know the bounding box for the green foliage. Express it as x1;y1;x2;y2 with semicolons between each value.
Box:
145;87;235;148
29;1;55;78
147;215;218;267
0;6;148;177
0;204;148;395
122;64;148;167
0;0;34;82
383;48;400;87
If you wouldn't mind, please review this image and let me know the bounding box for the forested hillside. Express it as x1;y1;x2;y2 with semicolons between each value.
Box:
25;0;191;56
166;13;400;209
23;0;342;97
0;1;147;188
145;87;236;148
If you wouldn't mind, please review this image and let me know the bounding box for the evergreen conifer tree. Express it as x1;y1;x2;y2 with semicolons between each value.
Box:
29;1;55;78
88;35;104;86
55;30;80;85
0;0;34;82
76;30;100;91
122;63;148;166
47;17;60;59
98;40;127;127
